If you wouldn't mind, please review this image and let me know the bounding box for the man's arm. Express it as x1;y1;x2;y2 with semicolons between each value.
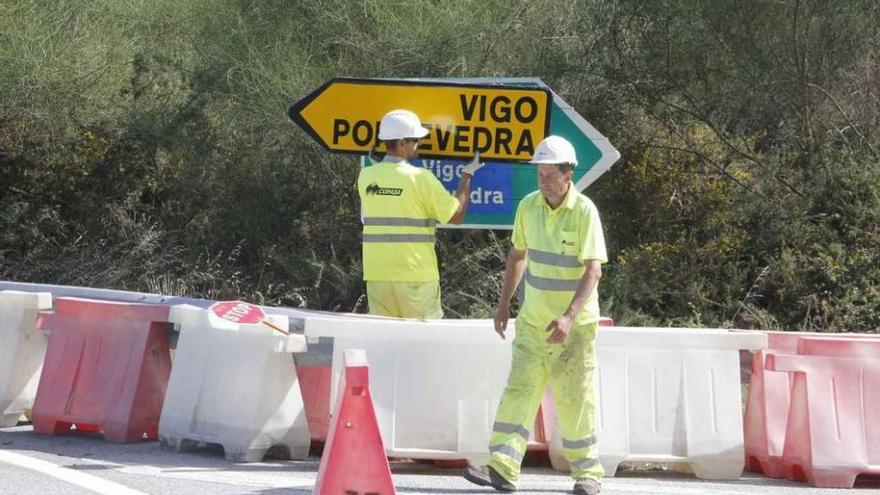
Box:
545;260;602;343
448;154;484;224
493;247;527;339
448;173;473;224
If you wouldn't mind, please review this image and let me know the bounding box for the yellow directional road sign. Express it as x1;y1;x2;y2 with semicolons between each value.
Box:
288;78;551;161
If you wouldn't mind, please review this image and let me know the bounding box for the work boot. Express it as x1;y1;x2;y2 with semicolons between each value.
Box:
572;478;601;495
462;465;516;492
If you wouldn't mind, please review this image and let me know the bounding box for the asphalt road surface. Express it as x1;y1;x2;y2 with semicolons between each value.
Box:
2;424;879;495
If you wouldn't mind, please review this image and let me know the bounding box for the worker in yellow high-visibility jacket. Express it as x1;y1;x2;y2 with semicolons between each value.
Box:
357;109;484;319
463;135;608;495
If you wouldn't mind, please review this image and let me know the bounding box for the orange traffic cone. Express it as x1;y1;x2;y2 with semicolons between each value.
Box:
313;349;395;495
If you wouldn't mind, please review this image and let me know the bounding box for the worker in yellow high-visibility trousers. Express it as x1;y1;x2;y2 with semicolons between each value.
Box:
463;135;607;495
357;109;484;319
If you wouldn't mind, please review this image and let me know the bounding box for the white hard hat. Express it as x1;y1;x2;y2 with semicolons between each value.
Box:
377;109;430;140
530;135;578;166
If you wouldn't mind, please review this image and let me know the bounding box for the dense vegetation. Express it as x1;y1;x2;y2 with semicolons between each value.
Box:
2;0;878;331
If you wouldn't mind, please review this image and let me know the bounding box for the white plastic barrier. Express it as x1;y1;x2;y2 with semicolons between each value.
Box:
158;304;311;462
304;316;512;463
547;326;766;479
0;291;51;427
305;316;766;478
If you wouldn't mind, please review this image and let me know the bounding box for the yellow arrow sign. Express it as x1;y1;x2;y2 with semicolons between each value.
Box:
288;78;551;161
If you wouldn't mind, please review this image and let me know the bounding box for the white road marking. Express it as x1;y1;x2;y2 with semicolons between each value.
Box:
64;457;315;489
0;450;148;495
115;464;315;488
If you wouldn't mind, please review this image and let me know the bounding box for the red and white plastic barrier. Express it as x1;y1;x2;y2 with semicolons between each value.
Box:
31;297;172;443
765;336;880;488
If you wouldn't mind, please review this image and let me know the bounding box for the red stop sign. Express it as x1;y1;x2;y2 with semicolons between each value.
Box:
210;301;266;324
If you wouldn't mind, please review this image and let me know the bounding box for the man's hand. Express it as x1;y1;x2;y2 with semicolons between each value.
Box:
545;314;573;344
460;152;485;176
494;302;510;340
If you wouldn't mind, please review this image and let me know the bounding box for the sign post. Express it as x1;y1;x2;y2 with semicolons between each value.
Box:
289;77;619;229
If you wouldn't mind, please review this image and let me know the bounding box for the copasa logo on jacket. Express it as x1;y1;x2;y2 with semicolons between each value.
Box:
366;183;403;196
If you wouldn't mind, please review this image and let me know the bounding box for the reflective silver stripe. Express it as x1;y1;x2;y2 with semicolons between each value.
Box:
528;249;582;268
363;217;438;227
362;234;435;243
563;435;597;449
489;444;523;463
571;457;600;470
493;422;530;441
525;270;579;291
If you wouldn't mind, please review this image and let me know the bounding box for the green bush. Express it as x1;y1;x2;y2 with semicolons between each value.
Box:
1;0;877;331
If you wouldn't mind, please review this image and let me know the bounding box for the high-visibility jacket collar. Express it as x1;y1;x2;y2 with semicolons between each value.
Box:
382;154;408;164
534;181;577;211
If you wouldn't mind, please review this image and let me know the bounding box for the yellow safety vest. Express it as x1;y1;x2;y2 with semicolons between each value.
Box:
357;157;460;282
512;185;608;328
